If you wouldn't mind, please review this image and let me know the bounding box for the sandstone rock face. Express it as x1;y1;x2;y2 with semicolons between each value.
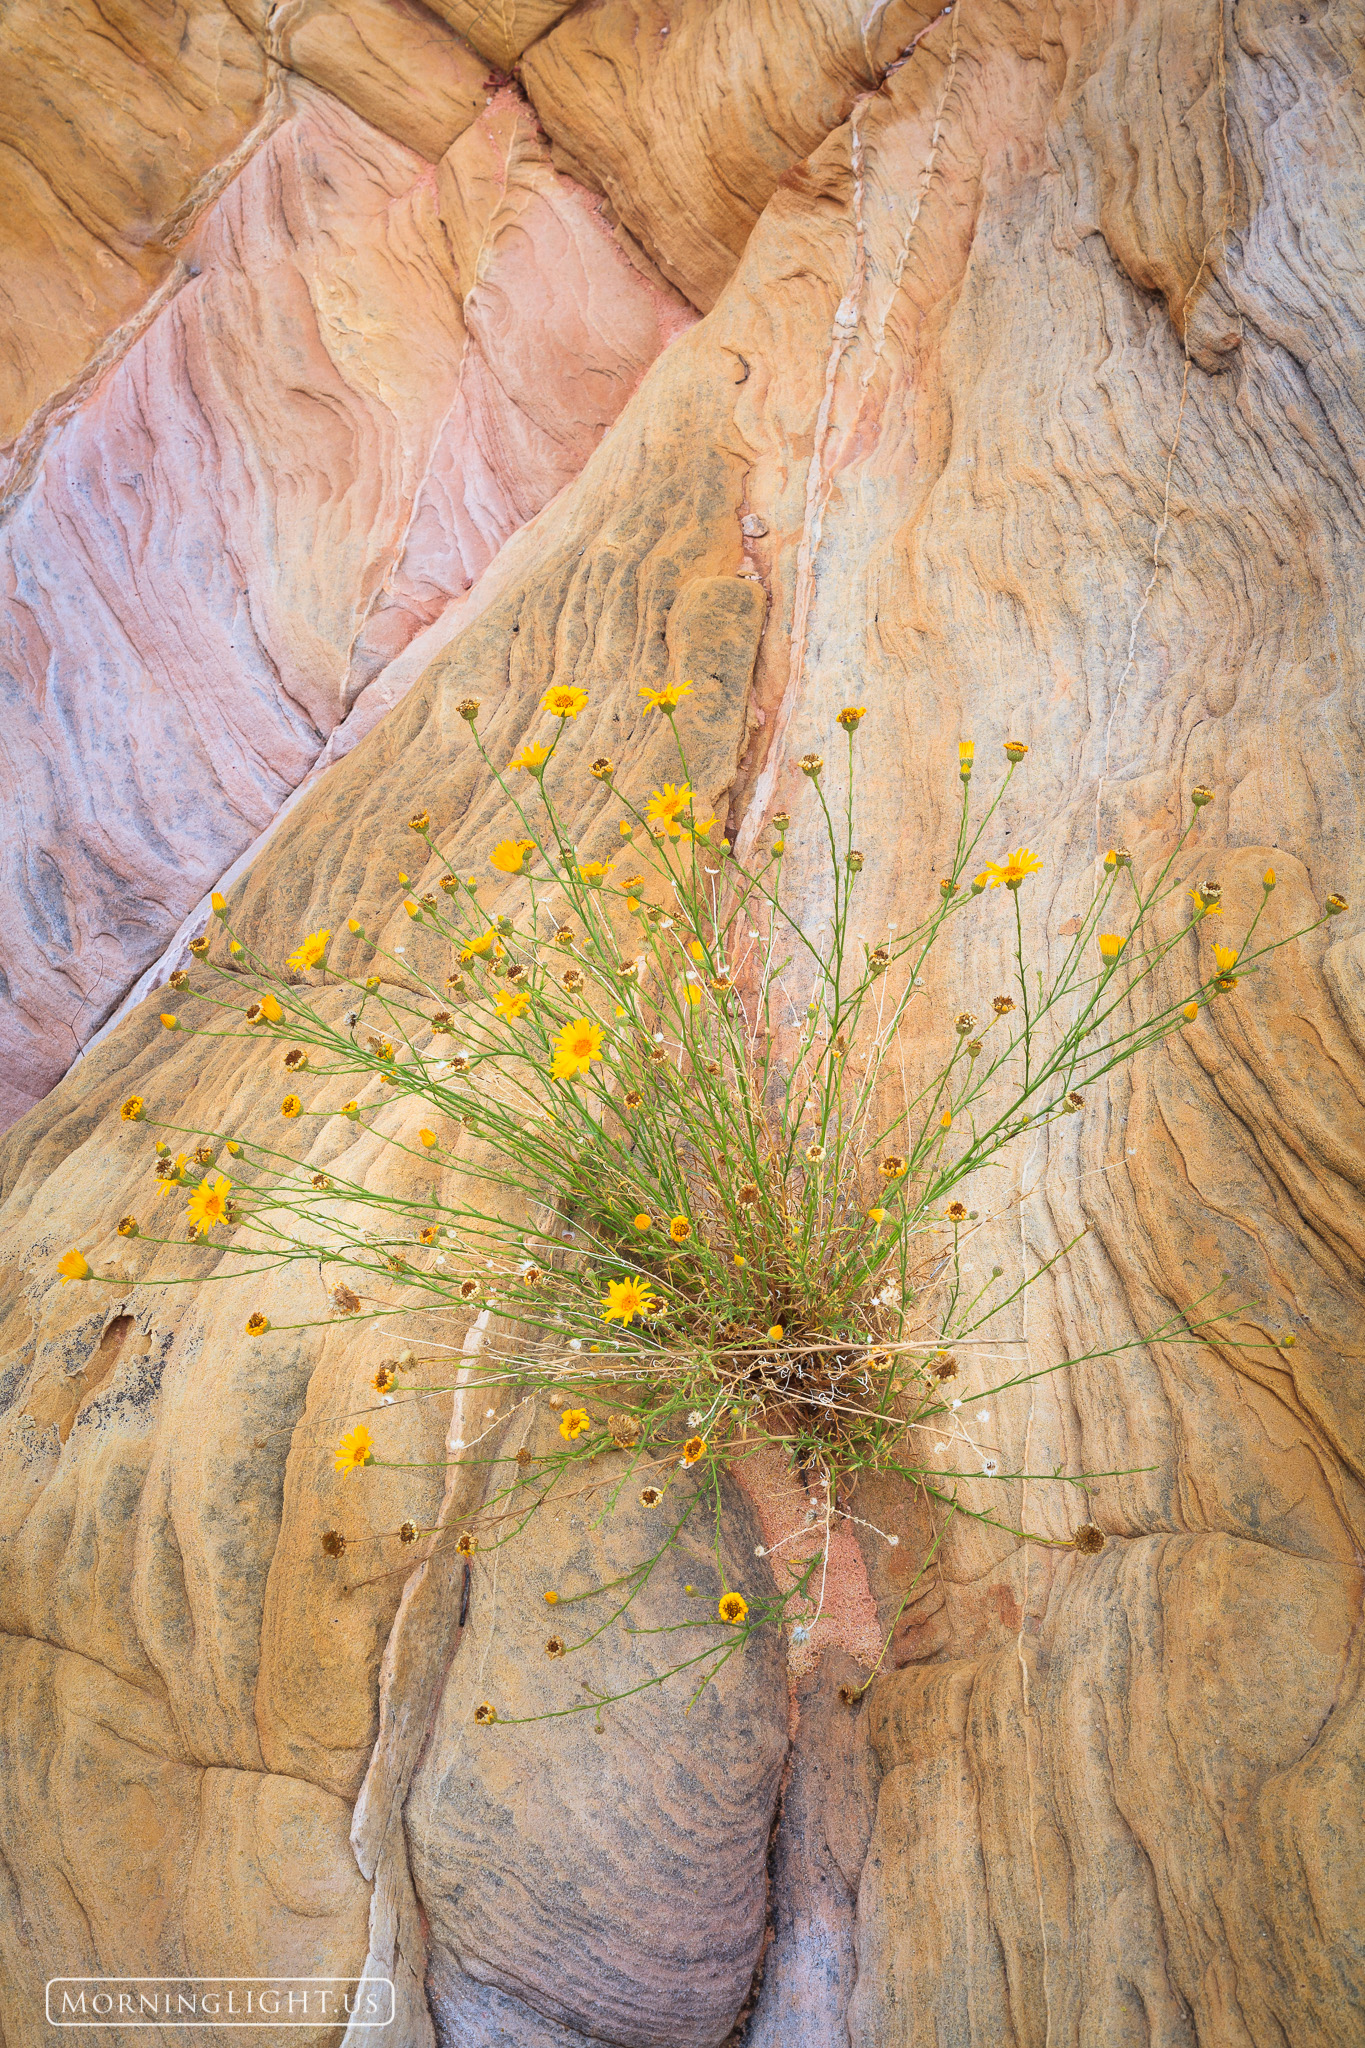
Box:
0;75;692;1130
3;3;1364;2047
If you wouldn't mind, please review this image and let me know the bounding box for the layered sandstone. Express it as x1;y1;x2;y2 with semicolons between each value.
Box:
1;3;1362;2047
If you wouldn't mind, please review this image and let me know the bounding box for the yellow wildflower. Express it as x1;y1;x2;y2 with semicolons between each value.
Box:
510;742;551;774
1097;933;1125;963
646;783;692;839
541;684;589;719
211;891;227;914
767;1324;784;1342
639;680;693;712
559;1407;591;1440
496;988;531;1021
281;1095;302;1118
578;860;610;884
187;1173;232;1235
286;927;331;972
460;928;497;963
550;1016;604;1081
57;1248;90;1285
121;1095;144;1122
490;838;534;875
958;740;974;777
867;1206;886;1223
688;940;704;961
335;1425;374;1474
718;1592;748;1625
245;1311;269;1336
633;1213;652;1232
259;994;283;1022
601;1277;661;1325
682;1435;706;1464
668;1216;691;1243
419;1129;437;1148
979;848;1043;890
160;1013;179;1030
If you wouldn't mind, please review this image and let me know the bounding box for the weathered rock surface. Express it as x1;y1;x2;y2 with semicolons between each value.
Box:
0;78;692;1131
3;1;1365;2046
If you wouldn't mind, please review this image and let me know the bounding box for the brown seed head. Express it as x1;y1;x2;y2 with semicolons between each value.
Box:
955;1011;976;1035
554;928;576;949
321;1530;346;1558
456;1531;477;1557
992;995;1016;1015
169;968;190;990
608;1413;641;1448
399;1521;419;1543
457;699;480;723
546;1636;566;1657
590;757;614;781
473;1702;496;1723
1073;1523;1106;1555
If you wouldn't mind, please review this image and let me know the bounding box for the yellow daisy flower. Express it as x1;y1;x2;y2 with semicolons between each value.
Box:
550;1016;604;1081
639;680;693;712
335;1425;374;1474
601;1277;661;1325
460;928;497;963
186;1173;232;1235
718;1592;748;1625
496;988;531;1021
286;927;331;972
559;1407;591;1440
490;838;534;874
646;783;692;839
57;1248;90;1285
510;742;551;774
979;848;1043;890
1097;933;1124;963
541;684;589;719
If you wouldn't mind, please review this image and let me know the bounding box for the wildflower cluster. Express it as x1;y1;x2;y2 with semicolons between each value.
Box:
64;681;1342;1718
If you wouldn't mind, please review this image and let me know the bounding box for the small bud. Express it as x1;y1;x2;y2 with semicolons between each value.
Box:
1263;869;1276;891
800;752;824;778
940;878;957;899
1003;738;1028;762
772;811;791;830
846;849;864;872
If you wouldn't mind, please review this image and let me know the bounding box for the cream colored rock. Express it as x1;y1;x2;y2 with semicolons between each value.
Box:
0;0;268;454
522;0;942;307
225;0;492;162
421;0;577;69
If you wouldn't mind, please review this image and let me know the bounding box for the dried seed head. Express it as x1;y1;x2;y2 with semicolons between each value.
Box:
321;1530;346;1558
169;968;190;990
553;928;577;949
472;1701;496;1724
516;1446;533;1466
608;1413;641;1448
117;1216;139;1237
932;1355;959;1381
800;752;824;778
639;1486;664;1506
431;1010;454;1031
372;1364;397;1394
955;1011;976;1035
879;1155;905;1179
409;810;430;832
459;1278;480;1301
1073;1523;1106;1555
194;1144;214;1166
590;757;614;780
736;1183;760;1206
846;849;865;872
1326;893;1348;917
332;1284;361;1315
457;699;481;723
456;1531;477;1557
947;1201;968;1222
623;1091;644;1109
546;1636;566;1657
1190;784;1214;807
398;1521;419;1543
992;995;1016;1015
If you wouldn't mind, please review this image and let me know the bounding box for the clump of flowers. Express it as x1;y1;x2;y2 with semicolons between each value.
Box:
73;688;1341;1722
